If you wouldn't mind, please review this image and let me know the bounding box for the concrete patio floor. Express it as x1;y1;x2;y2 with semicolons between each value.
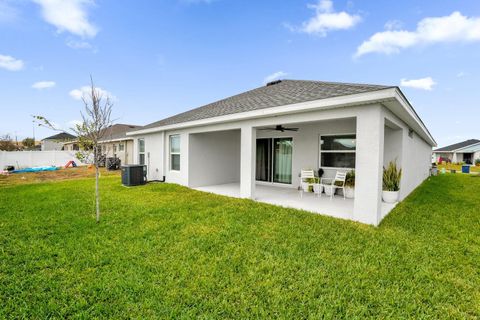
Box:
195;183;397;222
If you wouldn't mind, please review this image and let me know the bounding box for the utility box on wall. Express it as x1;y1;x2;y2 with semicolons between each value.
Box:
121;165;147;186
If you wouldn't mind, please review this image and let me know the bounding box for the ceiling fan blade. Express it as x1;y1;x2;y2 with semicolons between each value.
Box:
258;128;276;131
283;128;299;131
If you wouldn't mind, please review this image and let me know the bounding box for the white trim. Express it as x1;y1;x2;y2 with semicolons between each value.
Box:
319;133;356;170
138;138;145;165
127;87;435;147
128;89;397;135
393;88;436;146
255;136;294;186
99;137;134;143
169;134;181;171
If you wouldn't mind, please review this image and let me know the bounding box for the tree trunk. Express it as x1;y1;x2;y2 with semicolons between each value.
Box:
95;151;100;223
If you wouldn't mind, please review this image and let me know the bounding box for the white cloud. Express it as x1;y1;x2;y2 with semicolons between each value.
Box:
298;0;361;36
0;54;24;71
356;11;480;57
32;0;98;38
400;77;436;91
456;71;467;78
69;85;115;101
32;81;56;89
264;71;288;84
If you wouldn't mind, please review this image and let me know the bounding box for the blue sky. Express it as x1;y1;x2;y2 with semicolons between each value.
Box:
0;0;479;146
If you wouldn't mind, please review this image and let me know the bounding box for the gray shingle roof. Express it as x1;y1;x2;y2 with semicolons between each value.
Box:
435;139;480;152
138;80;393;130
100;124;141;141
42;132;76;141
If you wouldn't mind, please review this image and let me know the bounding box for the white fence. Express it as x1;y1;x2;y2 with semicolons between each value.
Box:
0;151;85;169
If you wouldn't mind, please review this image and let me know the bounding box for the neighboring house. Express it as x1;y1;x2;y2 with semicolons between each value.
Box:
63;123;140;165
127;80;436;226
433;139;480;164
98;124;140;165
41;132;76;151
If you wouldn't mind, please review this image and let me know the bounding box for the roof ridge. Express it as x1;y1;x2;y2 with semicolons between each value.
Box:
281;79;394;88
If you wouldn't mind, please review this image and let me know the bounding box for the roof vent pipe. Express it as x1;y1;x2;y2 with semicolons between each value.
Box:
266;80;282;86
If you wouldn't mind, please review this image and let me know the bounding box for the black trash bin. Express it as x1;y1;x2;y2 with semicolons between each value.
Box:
121;165;147;186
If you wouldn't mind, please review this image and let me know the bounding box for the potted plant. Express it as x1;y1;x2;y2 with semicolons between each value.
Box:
324;179;341;196
312;177;322;194
382;161;402;203
344;170;355;198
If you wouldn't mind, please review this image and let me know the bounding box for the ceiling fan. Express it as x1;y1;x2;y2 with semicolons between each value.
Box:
258;125;299;132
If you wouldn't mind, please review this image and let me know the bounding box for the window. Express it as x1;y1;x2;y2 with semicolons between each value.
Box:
320;134;356;168
119;143;124;151
113;144;117;152
170;135;180;171
138;139;145;165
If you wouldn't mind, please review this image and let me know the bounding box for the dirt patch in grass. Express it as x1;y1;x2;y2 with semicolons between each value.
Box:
0;166;120;187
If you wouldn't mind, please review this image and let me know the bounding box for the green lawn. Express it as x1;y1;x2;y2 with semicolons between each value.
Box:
0;174;479;318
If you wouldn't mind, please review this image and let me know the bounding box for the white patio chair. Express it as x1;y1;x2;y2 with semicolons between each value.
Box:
320;171;347;200
300;169;315;198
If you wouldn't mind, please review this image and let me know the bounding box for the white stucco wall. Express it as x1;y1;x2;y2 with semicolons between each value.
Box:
256;118;356;187
0;151;84;168
383;126;403;167
101;140;134;165
129;101;433;226
188;130;241;188
475;152;480;162
382;107;432;201
132;131;165;181
398;126;432;200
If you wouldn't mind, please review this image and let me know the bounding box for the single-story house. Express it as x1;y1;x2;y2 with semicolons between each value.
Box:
63;124;140;165
127;80;436;225
433;139;480;164
41;132;76;151
98;124;141;165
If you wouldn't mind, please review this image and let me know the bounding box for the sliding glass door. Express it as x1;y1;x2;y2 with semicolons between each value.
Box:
256;138;293;184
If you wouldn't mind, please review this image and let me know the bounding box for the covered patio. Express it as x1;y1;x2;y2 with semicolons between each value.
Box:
195;183;396;222
186;112;405;225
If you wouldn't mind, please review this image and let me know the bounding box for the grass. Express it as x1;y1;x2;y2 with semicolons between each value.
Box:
0;174;479;318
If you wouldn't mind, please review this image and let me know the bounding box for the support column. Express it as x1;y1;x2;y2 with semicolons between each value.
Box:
353;105;385;225
240;125;256;199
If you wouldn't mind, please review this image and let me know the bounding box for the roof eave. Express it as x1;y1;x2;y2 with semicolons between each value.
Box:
128;87;436;147
128;89;397;136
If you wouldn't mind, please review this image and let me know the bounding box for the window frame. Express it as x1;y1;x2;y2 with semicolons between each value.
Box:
319;133;356;170
169;135;181;171
118;143;124;151
138;139;145;165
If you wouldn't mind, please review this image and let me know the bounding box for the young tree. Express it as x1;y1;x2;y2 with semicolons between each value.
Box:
75;83;113;223
34;77;113;223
